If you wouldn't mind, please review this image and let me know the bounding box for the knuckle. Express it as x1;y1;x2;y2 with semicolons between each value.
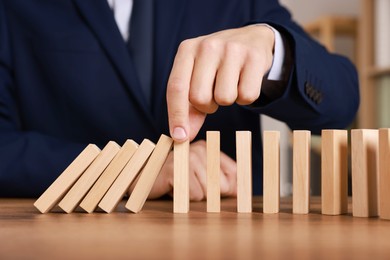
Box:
237;88;260;105
206;103;219;114
198;38;220;54
248;50;262;63
167;77;188;93
214;91;237;106
225;41;243;56
252;49;272;73
189;89;211;107
178;39;196;53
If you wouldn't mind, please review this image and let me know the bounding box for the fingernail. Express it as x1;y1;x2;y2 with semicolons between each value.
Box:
172;127;187;140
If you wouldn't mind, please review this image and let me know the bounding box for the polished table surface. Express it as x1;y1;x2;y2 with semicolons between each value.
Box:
1;197;390;259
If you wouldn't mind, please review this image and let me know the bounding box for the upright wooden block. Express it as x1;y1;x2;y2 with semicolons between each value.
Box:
321;130;348;215
79;140;139;213
236;131;252;213
34;144;101;213
173;139;190;213
207;131;220;213
98;139;155;213
379;128;390;220
126;135;173;213
293;130;311;214
263;131;280;214
351;129;379;217
58;141;120;213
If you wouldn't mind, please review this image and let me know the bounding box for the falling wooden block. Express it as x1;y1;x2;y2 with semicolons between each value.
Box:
321;130;348;215
379;128;390;220
263;131;280;214
173;140;190;213
34;144;101;213
351;129;379;217
126;135;173;213
293;130;311;214
98;139;155;213
236;131;252;213
207;131;220;213
79;140;139;213
58;141;120;213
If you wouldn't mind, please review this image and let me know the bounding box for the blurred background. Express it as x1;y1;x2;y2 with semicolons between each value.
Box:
263;0;389;196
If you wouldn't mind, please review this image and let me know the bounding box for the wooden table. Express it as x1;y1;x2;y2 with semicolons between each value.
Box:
1;197;390;259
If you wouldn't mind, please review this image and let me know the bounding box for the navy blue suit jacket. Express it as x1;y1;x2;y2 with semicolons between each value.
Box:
0;0;359;197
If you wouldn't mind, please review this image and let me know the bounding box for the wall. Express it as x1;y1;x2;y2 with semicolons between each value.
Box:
280;0;359;24
282;0;359;63
375;0;390;127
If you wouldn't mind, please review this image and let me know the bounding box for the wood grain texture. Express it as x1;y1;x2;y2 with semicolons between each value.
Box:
351;129;379;217
5;198;390;259
79;140;139;213
126;135;173;213
379;128;390;220
34;144;101;213
321;130;348;215
207;131;220;213
173;139;189;213
263;131;280;214
293;130;311;214
58;141;120;213
236;131;252;213
98;139;155;213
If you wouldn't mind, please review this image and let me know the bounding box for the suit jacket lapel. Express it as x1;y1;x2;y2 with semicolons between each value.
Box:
72;0;155;127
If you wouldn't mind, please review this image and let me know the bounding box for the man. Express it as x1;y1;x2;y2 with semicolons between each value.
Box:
0;0;359;198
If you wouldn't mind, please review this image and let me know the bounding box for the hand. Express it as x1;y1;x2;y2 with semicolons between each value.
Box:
147;140;237;201
166;25;275;142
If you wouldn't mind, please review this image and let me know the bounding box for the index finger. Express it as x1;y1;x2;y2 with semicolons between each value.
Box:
166;40;195;142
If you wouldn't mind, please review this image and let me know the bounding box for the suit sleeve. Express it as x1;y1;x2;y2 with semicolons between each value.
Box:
250;1;359;134
0;2;85;197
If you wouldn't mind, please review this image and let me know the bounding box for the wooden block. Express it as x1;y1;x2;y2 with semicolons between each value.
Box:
379;128;390;220
207;131;220;213
351;129;379;217
33;144;101;213
173;140;190;213
321;130;348;215
58;141;120;213
126;135;173;213
79;140;139;213
236;131;252;213
263;131;280;214
98;139;155;213
293;130;311;214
